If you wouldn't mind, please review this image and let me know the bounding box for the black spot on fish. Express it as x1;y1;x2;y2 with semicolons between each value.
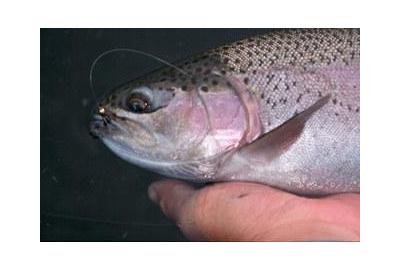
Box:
332;98;337;105
350;51;356;60
243;77;249;85
182;85;188;91
347;105;352;111
200;86;208;92
335;112;339;116
296;93;303;103
355;107;359;113
212;80;218;86
261;93;265;99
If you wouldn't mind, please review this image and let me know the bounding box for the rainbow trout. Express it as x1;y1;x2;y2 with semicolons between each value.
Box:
90;29;360;195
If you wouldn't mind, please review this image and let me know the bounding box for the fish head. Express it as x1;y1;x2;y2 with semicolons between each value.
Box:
89;67;262;179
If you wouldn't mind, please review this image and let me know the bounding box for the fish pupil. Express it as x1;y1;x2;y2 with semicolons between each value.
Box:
127;94;149;113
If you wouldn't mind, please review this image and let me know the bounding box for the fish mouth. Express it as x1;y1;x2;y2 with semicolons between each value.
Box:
89;114;105;138
89;113;118;139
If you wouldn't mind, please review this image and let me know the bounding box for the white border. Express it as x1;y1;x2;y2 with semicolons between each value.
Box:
1;0;400;269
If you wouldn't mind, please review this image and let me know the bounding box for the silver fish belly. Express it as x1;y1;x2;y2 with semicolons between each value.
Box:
90;29;360;195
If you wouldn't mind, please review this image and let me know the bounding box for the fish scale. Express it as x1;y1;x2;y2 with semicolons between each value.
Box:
91;29;360;195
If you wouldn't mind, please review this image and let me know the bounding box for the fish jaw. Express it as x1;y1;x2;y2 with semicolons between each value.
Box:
89;84;264;180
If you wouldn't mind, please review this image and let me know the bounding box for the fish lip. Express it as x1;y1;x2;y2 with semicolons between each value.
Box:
89;118;104;139
89;112;126;139
89;114;111;139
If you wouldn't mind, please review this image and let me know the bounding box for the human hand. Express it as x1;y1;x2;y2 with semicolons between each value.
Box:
148;180;359;241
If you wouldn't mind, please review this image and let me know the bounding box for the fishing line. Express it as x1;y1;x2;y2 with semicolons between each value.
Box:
89;48;189;104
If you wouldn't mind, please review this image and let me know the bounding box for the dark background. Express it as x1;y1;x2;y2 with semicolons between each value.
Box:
40;29;270;241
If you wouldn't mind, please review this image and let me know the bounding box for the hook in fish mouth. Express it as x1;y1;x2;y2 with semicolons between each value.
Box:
89;106;125;139
89;106;112;139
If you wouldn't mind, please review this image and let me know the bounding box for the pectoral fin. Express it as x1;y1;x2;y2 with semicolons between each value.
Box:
235;94;331;162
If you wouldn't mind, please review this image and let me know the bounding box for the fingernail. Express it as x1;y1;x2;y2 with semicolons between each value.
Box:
148;184;159;203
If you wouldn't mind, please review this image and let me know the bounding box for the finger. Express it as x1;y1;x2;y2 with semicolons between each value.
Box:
148;179;197;220
185;182;300;241
148;180;299;241
148;179;207;240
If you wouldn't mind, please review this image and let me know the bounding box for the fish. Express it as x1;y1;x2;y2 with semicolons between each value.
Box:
89;29;360;195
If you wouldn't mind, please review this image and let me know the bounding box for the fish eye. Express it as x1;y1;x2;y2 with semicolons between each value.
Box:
127;93;150;113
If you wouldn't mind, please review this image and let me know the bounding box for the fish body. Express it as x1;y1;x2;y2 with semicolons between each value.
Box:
90;29;360;195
